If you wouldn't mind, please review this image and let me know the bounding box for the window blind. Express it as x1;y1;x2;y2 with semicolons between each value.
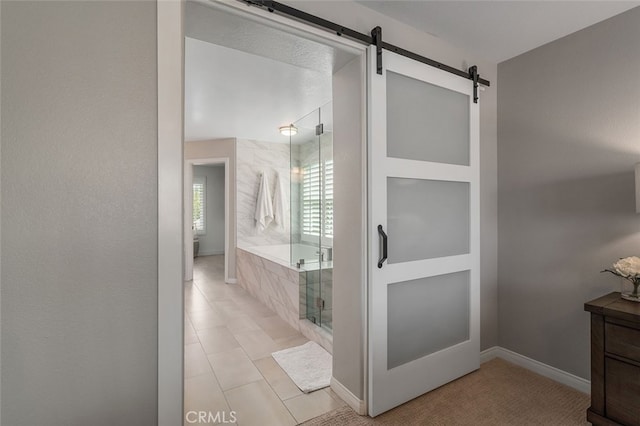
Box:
324;160;333;238
302;160;333;238
193;178;205;234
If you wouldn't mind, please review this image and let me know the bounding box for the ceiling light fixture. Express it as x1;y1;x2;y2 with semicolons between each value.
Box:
279;124;297;136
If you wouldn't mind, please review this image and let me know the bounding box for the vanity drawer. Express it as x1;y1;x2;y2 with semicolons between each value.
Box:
605;322;640;363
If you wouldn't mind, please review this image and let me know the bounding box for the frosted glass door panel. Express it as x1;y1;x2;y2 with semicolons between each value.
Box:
387;177;469;263
387;271;470;369
369;46;480;417
386;71;469;166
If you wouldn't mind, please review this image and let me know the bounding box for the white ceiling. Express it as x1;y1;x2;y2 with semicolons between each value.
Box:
186;1;356;75
184;1;353;143
185;37;333;143
357;1;640;63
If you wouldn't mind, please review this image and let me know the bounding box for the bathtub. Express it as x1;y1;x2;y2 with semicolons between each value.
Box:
241;243;332;271
236;244;333;352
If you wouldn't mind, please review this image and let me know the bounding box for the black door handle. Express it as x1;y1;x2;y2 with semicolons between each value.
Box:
378;224;388;268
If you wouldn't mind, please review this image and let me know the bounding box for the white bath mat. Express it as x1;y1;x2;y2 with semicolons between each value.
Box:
271;341;332;393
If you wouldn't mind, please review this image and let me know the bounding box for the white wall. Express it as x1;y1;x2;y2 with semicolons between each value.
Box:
185;139;237;281
157;2;184;423
498;6;640;380
236;139;290;248
1;2;158;424
193;165;225;255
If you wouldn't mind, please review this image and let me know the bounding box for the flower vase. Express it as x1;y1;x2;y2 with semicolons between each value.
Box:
621;279;640;302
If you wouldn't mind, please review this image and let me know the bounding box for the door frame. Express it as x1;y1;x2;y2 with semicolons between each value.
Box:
158;1;184;425
184;157;230;283
157;1;368;424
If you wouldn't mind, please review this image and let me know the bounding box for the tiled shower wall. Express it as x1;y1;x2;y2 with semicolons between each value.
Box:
236;139;290;248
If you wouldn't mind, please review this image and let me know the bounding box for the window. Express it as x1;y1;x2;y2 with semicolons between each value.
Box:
193;176;206;235
324;160;333;238
302;160;333;240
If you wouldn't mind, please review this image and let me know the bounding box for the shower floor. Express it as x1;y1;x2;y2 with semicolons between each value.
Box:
184;255;346;425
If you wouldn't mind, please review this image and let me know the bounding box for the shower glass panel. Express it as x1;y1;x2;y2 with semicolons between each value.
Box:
290;102;333;332
290;107;320;268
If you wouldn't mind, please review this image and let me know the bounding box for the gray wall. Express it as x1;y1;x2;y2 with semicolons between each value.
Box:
332;55;366;401
194;165;225;255
1;2;158;425
498;6;640;379
185;139;237;281
0;0;3;418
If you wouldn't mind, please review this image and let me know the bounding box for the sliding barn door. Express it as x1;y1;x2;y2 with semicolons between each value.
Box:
368;46;480;416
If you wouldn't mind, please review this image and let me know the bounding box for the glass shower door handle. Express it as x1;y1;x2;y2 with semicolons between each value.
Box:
377;224;388;268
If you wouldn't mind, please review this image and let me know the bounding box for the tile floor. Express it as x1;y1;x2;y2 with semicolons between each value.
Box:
184;255;346;426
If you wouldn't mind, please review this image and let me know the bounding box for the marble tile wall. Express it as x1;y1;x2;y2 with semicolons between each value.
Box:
236;139;291;248
237;247;333;353
237;248;300;328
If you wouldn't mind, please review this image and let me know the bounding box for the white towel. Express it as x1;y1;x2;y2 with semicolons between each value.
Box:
255;172;274;232
273;172;287;230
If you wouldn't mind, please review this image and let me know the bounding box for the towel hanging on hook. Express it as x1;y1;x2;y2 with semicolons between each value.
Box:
255;171;273;232
273;171;287;230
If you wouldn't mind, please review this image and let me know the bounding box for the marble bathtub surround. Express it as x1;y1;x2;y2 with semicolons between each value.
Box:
237;248;299;325
237;247;333;353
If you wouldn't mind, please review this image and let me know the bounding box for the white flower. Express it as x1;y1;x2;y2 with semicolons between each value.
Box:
613;256;640;278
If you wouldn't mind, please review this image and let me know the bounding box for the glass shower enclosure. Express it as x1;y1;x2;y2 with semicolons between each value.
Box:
290;102;333;332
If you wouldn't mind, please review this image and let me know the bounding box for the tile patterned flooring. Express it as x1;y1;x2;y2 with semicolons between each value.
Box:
185;255;346;426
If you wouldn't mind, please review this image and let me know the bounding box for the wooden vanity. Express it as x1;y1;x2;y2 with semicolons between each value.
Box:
585;292;640;426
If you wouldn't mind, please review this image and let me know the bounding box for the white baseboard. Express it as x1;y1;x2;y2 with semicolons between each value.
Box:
330;377;367;415
480;346;590;395
479;346;502;363
225;278;237;284
197;250;225;256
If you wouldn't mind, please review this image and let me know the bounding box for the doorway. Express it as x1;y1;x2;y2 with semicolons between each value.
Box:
180;1;367;424
184;158;231;283
160;0;484;423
